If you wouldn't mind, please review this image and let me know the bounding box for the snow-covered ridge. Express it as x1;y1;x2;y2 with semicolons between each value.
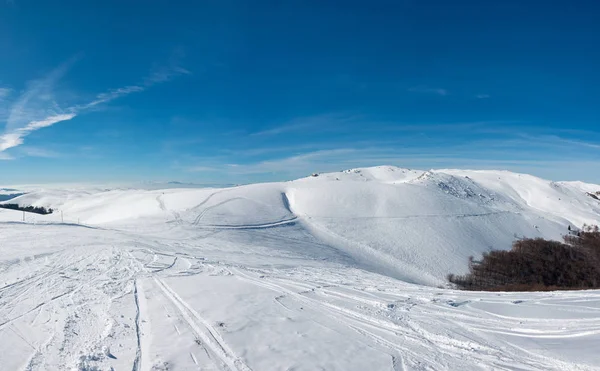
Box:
2;166;600;285
298;165;425;183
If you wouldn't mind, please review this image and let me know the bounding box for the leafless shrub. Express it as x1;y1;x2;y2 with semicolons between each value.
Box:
449;226;600;291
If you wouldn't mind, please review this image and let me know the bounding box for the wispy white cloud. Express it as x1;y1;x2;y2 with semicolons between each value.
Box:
0;113;76;151
252;120;315;136
187;166;217;172
221;143;321;157
145;48;190;85
251;113;362;136
19;146;62;158
197;149;365;176
145;66;190;85
185;147;507;178
0;87;11;100
0;151;14;160
408;86;448;96
26;113;77;130
0;53;189;157
6;56;78;131
519;134;600;150
181;129;600;181
0;57;80;158
79;85;145;110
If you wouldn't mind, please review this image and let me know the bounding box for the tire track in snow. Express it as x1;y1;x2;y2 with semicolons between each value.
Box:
156;194;167;211
190;189;228;211
140;249;178;273
304;211;514;220
0;251;108;327
152;276;252;371
0;286;82;330
189;192;297;229
22;247;139;371
189;190;233;225
127;247;251;371
230;267;439;369
236;268;592;370
157;194;188;228
192;197;246;226
0;252;99;306
230;267;554;370
132;279;142;371
196;217;298;230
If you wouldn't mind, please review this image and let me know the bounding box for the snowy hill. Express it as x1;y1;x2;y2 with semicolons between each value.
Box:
2;166;600;370
302;166;425;183
3;166;600;285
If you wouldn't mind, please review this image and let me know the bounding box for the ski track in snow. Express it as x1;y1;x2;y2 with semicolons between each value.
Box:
1;166;600;370
2;233;597;370
1;225;599;370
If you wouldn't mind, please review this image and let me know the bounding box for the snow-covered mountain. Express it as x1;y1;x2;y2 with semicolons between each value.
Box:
2;166;600;370
4;166;600;285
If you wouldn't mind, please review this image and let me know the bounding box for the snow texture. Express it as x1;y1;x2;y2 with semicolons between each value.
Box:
1;166;600;370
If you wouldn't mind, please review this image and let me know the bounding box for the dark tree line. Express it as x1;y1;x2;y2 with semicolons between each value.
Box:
0;203;54;215
449;225;600;291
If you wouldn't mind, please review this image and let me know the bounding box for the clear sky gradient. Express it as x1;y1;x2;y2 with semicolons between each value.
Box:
1;0;599;184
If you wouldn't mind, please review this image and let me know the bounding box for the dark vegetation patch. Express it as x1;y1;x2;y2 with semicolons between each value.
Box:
449;225;600;291
0;203;54;215
587;192;600;201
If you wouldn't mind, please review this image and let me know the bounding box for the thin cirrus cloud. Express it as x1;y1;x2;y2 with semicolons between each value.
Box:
0;55;189;158
19;145;62;159
78;86;146;110
251;113;365;136
182;130;600;180
5;55;78;131
0;87;11;100
0;113;76;152
519;134;600;150
408;86;448;96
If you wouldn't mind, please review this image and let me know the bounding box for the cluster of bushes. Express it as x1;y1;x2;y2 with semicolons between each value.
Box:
0;203;54;215
449;225;600;291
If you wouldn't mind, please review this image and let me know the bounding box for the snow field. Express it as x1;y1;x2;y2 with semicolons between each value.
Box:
1;166;600;369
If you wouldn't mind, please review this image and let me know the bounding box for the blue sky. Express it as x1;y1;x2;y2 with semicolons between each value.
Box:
1;0;599;184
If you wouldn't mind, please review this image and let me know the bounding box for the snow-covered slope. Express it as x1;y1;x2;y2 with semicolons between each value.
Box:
441;169;600;228
4;166;600;285
2;166;600;370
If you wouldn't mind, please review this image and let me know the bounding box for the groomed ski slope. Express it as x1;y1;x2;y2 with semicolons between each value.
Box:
1;166;600;370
